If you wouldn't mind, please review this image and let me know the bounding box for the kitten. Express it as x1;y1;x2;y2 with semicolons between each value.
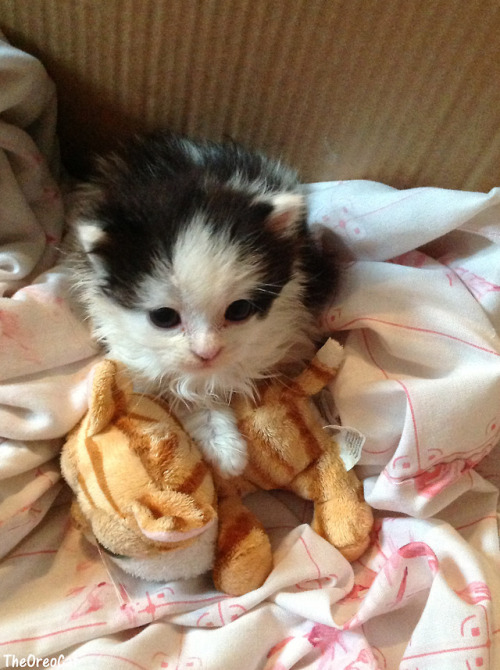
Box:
66;130;339;476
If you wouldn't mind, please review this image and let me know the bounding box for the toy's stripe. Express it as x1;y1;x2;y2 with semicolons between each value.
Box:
238;422;295;489
291;360;334;396
127;411;157;423
137;493;166;520
138;491;210;531
117;415;180;487
84;435;123;517
217;510;260;558
177;461;209;495
110;364;129;418
243;458;277;489
77;470;96;509
284;400;324;464
310;360;336;383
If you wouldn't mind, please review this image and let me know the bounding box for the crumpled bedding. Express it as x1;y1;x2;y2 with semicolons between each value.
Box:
1;37;500;670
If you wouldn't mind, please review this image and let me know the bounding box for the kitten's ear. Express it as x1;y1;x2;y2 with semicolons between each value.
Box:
69;182;109;257
74;220;110;276
77;220;108;255
262;193;305;239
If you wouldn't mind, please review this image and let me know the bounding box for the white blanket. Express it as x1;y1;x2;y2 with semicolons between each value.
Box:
1;37;499;670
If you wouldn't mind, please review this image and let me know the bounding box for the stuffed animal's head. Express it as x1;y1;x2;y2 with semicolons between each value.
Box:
61;359;218;581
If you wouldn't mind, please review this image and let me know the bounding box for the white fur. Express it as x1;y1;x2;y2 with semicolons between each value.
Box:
77;221;107;253
76;215;317;475
87;215;315;394
175;404;248;477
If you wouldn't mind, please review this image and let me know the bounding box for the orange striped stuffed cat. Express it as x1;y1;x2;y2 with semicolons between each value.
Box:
61;339;373;596
213;338;373;594
61;359;220;583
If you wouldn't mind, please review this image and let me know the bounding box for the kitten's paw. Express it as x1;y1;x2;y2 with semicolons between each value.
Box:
179;406;248;478
203;432;248;479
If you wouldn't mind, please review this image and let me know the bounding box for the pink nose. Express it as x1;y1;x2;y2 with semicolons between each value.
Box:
191;345;222;362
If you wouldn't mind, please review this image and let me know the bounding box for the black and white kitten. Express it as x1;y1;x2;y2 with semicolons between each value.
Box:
67;130;339;476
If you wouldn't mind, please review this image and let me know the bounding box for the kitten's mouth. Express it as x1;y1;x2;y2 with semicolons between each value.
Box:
185;357;223;373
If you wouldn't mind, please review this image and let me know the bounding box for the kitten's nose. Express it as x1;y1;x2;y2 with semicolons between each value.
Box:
190;334;223;362
191;345;222;362
194;349;222;363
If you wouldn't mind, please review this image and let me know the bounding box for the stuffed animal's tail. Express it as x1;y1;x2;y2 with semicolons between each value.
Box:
293;338;344;396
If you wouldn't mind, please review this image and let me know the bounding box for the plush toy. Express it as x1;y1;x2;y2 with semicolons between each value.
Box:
61;339;373;596
61;358;273;592
213;338;373;594
60;359;219;583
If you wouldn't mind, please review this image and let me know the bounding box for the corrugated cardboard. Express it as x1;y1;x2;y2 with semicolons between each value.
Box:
1;0;499;190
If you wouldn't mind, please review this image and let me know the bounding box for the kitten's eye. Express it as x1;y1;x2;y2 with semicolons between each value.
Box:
224;299;256;322
149;307;181;329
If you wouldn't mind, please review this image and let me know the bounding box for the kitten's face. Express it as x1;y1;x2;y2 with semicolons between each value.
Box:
75;193;315;404
69;132;336;404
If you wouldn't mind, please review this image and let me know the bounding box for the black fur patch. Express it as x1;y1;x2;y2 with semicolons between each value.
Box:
77;130;339;311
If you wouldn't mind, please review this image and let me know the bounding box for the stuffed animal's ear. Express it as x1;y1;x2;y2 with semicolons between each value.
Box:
131;492;216;543
86;359;133;436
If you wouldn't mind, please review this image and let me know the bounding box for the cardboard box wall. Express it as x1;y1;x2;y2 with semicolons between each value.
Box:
1;0;499;191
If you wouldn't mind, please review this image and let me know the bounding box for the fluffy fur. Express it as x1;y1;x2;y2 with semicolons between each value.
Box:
66;130;339;475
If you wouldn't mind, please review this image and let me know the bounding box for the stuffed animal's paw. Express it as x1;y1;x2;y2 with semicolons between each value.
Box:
213;496;273;595
313;499;373;562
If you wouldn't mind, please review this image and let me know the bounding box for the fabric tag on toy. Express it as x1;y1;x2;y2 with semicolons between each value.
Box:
324;425;365;471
